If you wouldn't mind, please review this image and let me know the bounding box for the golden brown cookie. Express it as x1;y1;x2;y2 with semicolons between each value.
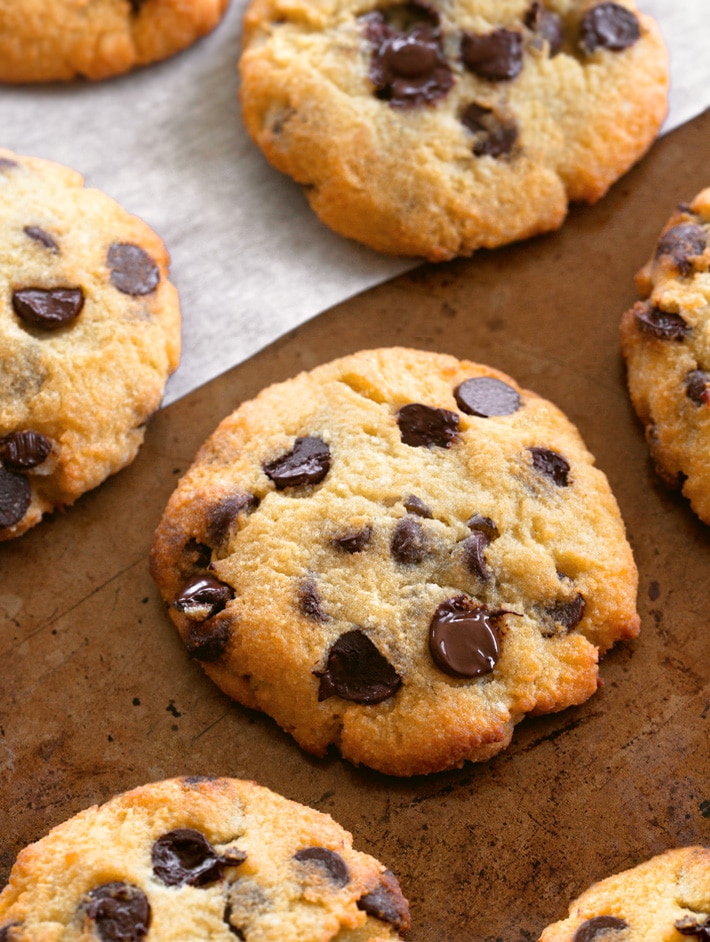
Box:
150;347;639;776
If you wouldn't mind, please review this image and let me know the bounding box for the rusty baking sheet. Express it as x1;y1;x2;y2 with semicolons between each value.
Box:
2;109;709;941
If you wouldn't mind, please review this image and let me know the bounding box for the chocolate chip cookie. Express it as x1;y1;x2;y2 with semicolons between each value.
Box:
238;0;668;260
620;188;710;525
0;0;230;83
0;149;181;540
150;347;639;776
0;776;410;940
539;846;710;941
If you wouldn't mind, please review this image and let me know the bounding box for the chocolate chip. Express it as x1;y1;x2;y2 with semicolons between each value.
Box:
293;847;350;887
656;222;708;276
466;514;499;540
333;525;372;553
152;828;245;887
391;516;426;564
365;12;454;108
0;465;31;529
524;1;564;55
429;596;503;677
357;870;411;934
223;903;246;939
461;103;518;157
462;530;490;581
316;629;402;704
461;28;524;81
183;538;212;570
0;158;18;171
580;2;640;53
397;403;459;447
129;0;147;12
207;492;257;544
173;575;234;620
12;286;84;330
0;923;22;942
529;447;570;487
573;916;629;942
543;593;585;633
675;915;710;938
263;436;331;488
455;376;521;416
84;882;151;942
0;430;51;470
298;578;326;621
185;616;231;661
633;301;690;340
404;494;433;518
686;369;710;406
107;242;160;296
24;225;59;253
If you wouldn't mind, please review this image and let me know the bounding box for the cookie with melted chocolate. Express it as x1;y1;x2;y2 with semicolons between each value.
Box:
150;347;639;776
239;0;668;260
620;187;710;524
0;149;181;540
0;777;410;941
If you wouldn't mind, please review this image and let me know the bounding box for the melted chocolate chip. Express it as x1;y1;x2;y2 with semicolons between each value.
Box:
524;1;564;55
152;828;245;887
263;436;331;488
173;575;234;619
391;516;426;564
634;302;690;340
183;538;212;570
107;242;160;296
461;103;518;157
24;225;59;253
298;578;326;621
185;616;231;661
466;513;499;540
573;916;629;942
316;629;402;704
0;923;22;942
129;0;148;12
0;465;31;529
12;286;84;330
333;525;372;553
207;492;257;544
656;222;708;275
0;430;51;470
675;915;710;938
404;494;433;518
461;28;524;81
544;593;585;633
529;447;570;487
293;847;350;887
429;596;502;677
84;882;151;942
357;870;411;933
462;530;490;581
455;376;521;416
580;2;640;53
397;403;459;447
686;369;710;406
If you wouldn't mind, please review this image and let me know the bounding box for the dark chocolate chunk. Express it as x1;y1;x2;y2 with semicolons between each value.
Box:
391;516;426;564
364;11;454;108
0;465;31;529
207;492;257;544
686;369;710;406
461;28;524;81
0;923;22;942
152;828;245;887
173;575;234;619
223;903;246;939
466;513;499;540
573;916;629;942
24;225;59;253
428;595;502;677
544;593;585;633
84;882;151;942
675;915;710;938
524;1;564;55
455;376;521;416
183;538;212;570
12;286;84;330
107;242;160;296
580;2;640;53
357;870;411;934
0;430;51;470
263;436;331;488
529;446;570;487
333;525;372;553
298;578;327;621
403;494;433;518
185;616;231;661
293;847;350;887
656;223;708;276
397;402;459;447
461;103;518;157
462;530;490;581
316;629;402;704
633;301;690;340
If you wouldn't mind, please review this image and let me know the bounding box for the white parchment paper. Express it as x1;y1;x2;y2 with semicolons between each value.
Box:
0;1;707;405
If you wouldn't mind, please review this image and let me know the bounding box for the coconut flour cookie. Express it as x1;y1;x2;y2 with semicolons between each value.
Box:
0;149;181;541
0;0;230;83
0;776;411;941
539;846;710;941
150;348;639;776
238;0;668;260
620;189;710;525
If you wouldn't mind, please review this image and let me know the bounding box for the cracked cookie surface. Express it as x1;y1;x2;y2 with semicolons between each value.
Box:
0;776;410;941
150;347;639;776
239;0;668;260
